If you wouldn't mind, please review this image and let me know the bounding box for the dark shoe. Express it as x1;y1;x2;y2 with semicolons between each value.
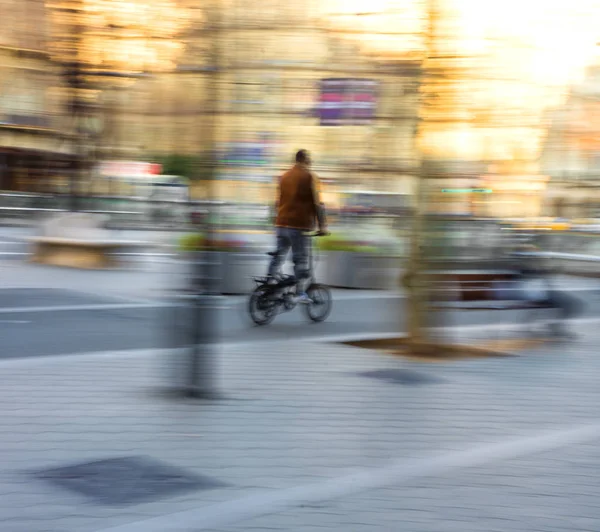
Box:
294;292;313;304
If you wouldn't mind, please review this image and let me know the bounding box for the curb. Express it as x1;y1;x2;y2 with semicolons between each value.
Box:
2;317;600;368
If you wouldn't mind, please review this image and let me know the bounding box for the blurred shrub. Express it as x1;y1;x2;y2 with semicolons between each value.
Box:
154;154;214;180
178;233;252;252
316;234;393;255
179;233;204;252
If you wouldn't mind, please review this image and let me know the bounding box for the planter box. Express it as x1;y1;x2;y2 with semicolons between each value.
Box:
180;250;403;293
220;252;267;295
317;251;353;287
181;251;267;295
319;251;402;290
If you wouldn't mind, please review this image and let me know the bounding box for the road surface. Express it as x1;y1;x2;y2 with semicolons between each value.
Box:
2;285;600;359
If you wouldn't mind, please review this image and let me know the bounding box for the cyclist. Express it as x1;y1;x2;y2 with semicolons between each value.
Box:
266;149;328;302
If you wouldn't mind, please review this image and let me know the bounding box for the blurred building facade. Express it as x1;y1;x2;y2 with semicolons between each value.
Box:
81;1;600;223
4;0;591;223
110;0;422;205
542;64;600;219
0;0;72;192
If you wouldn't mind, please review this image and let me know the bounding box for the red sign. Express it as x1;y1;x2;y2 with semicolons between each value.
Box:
99;161;162;177
318;79;378;126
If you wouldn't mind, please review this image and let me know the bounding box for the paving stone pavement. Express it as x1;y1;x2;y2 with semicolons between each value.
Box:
0;323;600;531
207;442;600;532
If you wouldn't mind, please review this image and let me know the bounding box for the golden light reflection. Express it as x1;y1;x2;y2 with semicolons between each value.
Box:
323;0;600;166
37;0;600;219
49;0;189;74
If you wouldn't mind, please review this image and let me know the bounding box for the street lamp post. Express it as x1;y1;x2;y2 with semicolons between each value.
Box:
64;60;85;211
63;60;104;211
183;0;222;399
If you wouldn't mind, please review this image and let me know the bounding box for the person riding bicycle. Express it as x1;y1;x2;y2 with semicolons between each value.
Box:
266;149;328;302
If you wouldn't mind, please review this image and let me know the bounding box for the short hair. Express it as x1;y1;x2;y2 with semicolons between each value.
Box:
295;149;309;163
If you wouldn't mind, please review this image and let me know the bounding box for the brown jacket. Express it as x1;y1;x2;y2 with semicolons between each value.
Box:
275;164;322;231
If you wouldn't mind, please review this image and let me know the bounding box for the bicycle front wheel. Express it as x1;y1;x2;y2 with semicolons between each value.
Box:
304;284;332;323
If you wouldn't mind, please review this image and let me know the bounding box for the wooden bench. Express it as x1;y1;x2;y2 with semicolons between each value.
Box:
28;213;146;269
429;270;518;302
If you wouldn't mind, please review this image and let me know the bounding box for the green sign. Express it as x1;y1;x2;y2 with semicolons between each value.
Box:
441;188;492;194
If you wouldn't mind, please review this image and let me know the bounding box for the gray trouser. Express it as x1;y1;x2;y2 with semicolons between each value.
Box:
268;227;310;282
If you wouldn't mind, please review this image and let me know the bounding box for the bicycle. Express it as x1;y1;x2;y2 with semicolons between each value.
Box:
248;233;332;326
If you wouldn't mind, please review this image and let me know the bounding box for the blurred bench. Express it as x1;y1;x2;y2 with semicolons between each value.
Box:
432;272;553;339
430;271;555;334
28;213;145;269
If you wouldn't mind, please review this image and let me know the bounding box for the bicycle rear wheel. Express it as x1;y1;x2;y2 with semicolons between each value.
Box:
304;284;332;323
249;286;278;326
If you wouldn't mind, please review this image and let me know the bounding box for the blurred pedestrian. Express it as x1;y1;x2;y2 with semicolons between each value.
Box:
511;243;583;338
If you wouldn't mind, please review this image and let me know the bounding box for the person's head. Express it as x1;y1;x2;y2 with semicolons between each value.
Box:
295;149;311;166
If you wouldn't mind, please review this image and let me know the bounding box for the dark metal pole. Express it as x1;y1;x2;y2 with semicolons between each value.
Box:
65;62;81;212
183;2;223;399
0;153;6;192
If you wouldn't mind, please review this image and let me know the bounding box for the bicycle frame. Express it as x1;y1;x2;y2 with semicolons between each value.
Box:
307;234;318;284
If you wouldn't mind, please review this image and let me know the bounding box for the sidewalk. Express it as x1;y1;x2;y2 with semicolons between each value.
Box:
0;323;599;531
0;260;404;308
0;256;174;302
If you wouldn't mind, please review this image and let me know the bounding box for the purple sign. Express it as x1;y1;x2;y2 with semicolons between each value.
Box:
318;79;378;126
